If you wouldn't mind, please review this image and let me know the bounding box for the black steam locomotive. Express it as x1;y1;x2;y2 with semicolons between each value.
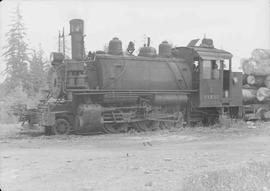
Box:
36;19;243;135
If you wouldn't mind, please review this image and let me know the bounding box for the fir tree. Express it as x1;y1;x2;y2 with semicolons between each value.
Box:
29;45;48;94
2;5;30;94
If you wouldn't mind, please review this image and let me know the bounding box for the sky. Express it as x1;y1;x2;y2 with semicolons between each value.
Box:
0;0;269;81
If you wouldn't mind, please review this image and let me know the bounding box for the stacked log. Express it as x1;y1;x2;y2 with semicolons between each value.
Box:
242;59;270;76
242;88;257;102
246;75;264;87
242;49;270;103
252;49;270;61
264;76;270;89
256;87;270;102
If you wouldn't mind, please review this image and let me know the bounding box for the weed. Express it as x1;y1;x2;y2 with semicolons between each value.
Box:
182;161;270;191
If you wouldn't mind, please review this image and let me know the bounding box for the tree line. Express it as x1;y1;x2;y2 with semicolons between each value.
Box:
2;5;48;97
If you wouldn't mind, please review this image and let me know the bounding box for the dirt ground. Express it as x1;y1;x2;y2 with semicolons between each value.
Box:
1;122;270;191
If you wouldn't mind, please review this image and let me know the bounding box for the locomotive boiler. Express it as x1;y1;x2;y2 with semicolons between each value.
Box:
39;19;243;135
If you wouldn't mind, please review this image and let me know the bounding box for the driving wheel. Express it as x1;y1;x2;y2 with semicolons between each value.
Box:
102;123;129;134
52;118;71;135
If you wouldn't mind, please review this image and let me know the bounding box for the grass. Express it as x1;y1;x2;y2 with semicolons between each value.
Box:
124;119;270;141
216;115;246;128
182;161;270;191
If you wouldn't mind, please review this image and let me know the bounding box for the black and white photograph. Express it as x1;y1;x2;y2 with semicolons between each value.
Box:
0;0;270;190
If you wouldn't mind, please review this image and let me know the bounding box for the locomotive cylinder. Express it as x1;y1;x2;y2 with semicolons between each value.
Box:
75;104;103;132
70;19;85;61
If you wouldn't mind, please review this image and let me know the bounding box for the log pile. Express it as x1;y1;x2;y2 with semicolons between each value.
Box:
242;49;270;103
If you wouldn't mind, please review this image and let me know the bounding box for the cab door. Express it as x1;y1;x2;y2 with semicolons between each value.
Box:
230;72;243;106
199;59;222;107
221;59;231;104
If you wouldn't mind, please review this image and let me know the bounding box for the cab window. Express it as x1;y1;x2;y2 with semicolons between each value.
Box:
202;60;220;79
212;60;220;79
202;60;211;79
221;59;230;70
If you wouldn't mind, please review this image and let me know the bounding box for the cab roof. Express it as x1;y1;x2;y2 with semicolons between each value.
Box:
173;38;233;60
192;46;233;60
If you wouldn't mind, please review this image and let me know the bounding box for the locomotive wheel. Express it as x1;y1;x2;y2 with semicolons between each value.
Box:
44;126;52;135
102;123;129;134
150;121;163;131
102;124;118;134
135;121;148;132
52;118;71;135
159;121;175;130
135;120;159;132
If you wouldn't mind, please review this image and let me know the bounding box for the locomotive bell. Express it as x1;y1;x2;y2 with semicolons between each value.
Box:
70;19;85;60
138;46;157;57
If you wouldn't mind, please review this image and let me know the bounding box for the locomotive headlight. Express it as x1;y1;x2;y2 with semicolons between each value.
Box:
50;52;65;64
233;77;238;84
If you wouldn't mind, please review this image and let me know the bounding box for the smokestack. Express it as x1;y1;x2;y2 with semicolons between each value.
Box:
69;19;85;60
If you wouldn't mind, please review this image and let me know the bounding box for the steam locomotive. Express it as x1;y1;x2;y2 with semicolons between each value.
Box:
38;19;243;135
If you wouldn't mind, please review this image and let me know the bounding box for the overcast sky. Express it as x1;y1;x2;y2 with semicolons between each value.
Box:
0;0;269;81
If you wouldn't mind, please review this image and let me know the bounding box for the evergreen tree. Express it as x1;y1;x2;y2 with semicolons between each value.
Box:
2;5;30;94
29;45;48;94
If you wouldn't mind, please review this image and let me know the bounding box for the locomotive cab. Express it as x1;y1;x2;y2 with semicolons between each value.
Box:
197;49;242;108
173;38;242;110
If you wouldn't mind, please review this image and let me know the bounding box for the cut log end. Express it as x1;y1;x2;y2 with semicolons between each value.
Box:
256;87;270;102
246;75;255;85
242;88;257;102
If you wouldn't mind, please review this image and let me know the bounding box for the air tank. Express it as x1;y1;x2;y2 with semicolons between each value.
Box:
108;37;123;55
153;94;188;105
138;46;157;57
70;19;85;60
158;41;172;57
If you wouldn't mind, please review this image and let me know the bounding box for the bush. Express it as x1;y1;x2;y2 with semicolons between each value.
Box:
0;86;40;124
